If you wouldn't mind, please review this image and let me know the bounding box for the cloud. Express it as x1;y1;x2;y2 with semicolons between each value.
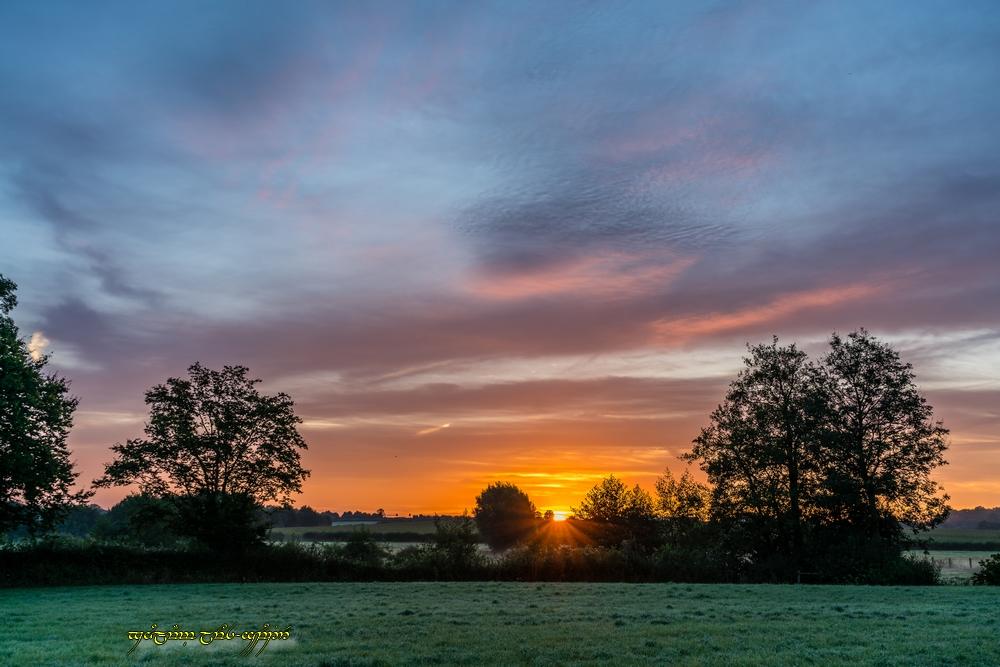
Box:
416;423;451;436
652;283;885;339
465;252;696;300
28;331;49;361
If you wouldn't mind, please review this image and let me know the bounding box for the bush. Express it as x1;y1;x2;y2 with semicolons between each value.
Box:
972;554;1000;585
339;528;387;567
653;544;734;583
493;544;635;582
0;533;946;587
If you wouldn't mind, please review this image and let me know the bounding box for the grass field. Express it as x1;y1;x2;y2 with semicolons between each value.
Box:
919;526;1000;547
3;582;999;666
270;518;444;541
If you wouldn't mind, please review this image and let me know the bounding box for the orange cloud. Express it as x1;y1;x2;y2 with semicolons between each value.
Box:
653;283;884;339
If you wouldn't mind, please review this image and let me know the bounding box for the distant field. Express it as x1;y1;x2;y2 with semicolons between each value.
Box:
4;582;999;666
270;518;446;540
916;526;1000;550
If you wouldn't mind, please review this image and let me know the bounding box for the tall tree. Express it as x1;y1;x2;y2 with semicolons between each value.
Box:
473;481;538;550
654;467;711;522
94;363;309;551
685;339;824;570
0;274;89;535
573;474;656;546
573;474;655;524
816;330;949;538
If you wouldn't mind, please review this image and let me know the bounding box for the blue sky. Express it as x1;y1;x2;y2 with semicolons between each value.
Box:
2;1;999;512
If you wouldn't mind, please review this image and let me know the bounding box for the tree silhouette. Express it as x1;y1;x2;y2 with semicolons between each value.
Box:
686;339;825;571
654;467;710;522
0;274;90;535
816;330;949;538
686;330;950;579
91;493;181;547
574;475;654;523
573;474;656;546
94;363;309;551
473;481;538;550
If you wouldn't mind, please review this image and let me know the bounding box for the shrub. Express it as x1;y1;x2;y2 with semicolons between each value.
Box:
653;544;733;583
972;554;1000;585
339;528;387;567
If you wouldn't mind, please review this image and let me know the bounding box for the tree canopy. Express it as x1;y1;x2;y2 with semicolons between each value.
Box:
473;481;538;550
686;339;825;569
685;329;949;579
574;475;655;524
94;363;309;550
816;330;949;536
573;474;656;546
0;274;89;535
654;467;711;522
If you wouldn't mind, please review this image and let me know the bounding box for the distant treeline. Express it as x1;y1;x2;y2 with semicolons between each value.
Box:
5;501;443;540
940;507;1000;530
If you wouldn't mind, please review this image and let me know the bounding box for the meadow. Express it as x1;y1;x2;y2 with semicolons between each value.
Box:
919;526;1000;548
4;582;999;666
269;519;442;542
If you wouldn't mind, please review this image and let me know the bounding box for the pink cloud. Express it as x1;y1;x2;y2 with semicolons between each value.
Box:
653;282;885;339
465;252;697;301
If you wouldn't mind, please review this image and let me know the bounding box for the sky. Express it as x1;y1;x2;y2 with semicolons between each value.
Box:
1;1;999;514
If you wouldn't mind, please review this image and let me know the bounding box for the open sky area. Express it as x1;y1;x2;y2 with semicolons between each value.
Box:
1;1;998;515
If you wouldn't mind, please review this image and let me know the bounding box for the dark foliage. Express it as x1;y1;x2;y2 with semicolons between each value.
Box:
267;505;335;527
0;275;91;535
972;554;1000;585
91;494;183;547
572;475;658;547
686;330;950;582
297;531;433;543
51;504;106;537
94;363;309;552
0;534;937;587
473;482;538;550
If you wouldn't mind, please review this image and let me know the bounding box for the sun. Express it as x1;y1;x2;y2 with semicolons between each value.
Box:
552;510;569;522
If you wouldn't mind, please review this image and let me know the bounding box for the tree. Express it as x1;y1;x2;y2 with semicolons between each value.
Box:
0;274;90;535
685;331;951;581
429;515;482;576
654;467;710;522
685;339;824;572
91;493;182;547
473;481;538;550
94;363;309;551
574;474;655;523
55;503;106;537
573;475;656;546
816;330;949;539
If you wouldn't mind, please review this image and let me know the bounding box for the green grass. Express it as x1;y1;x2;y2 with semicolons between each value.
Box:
3;582;999;666
919;526;1000;548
